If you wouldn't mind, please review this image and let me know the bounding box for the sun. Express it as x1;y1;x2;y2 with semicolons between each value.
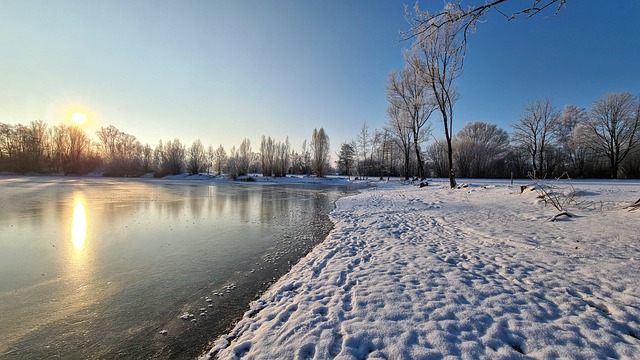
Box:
71;112;88;125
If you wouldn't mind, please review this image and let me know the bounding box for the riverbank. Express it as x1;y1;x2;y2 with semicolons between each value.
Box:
203;179;640;359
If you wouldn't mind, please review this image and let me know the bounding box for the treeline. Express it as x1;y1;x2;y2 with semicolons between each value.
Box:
2;91;638;180
336;92;640;180
0;121;100;175
0;121;332;179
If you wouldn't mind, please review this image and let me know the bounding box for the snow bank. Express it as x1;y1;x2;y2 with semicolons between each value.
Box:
203;179;640;359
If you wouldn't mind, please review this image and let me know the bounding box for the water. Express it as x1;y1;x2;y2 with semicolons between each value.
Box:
0;176;355;359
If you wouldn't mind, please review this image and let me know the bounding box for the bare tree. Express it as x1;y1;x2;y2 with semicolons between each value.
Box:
0;120;50;173
0;124;11;161
558;105;589;177
374;128;395;178
206;144;215;175
356;122;370;177
260;135;275;177
274;137;291;177
386;56;435;179
213;144;227;176
454;121;509;178
300;139;312;175
582;92;640;179
291;140;312;175
226;146;239;179
402;0;570;185
66;125;90;164
512;98;560;178
426;139;449;178
310;128;330;177
187;139;207;175
161;139;185;175
409;3;466;188
337;142;356;177
141;144;153;173
50;125;70;173
621;143;640;178
386;104;413;180
261;135;290;177
96;125;144;175
44;124;98;175
96;125;120;163
27;120;48;171
236;138;252;177
152;140;164;174
368;130;383;176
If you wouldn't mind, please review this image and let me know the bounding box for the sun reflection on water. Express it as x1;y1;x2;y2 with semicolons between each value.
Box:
72;197;87;251
67;193;93;288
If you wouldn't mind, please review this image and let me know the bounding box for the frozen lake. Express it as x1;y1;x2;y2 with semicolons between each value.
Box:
0;176;355;359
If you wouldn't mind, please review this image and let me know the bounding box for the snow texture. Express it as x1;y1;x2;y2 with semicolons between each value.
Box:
202;179;640;360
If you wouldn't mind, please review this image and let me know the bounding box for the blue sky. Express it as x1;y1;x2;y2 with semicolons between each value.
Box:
0;1;638;155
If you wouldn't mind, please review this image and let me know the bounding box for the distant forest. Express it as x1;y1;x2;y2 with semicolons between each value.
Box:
2;91;639;180
344;91;640;180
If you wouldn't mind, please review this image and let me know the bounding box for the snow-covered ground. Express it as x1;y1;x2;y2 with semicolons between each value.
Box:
202;178;640;360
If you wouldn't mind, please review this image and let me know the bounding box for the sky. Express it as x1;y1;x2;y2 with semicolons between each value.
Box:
0;0;638;157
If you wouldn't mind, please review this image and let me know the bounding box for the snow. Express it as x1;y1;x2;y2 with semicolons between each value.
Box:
202;178;640;359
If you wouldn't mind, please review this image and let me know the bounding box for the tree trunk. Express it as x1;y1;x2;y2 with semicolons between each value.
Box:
446;133;456;189
413;139;425;179
404;151;410;180
611;163;619;179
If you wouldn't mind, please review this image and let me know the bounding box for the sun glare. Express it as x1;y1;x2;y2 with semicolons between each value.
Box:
72;198;87;251
71;112;88;125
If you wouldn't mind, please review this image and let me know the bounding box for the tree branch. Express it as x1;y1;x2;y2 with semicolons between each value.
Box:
401;0;567;45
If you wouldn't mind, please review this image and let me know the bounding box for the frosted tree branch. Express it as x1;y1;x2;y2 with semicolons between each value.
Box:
402;0;567;45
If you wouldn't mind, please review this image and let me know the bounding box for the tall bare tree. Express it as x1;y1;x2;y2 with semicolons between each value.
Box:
300;139;312;175
141;144;153;173
386;55;435;179
273;137;290;177
356;122;370;177
386;104;413;180
213;144;227;176
236;138;252;177
260;135;275;177
408;4;466;188
558;105;589;177
582;92;640;179
27;120;48;171
512;98;560;178
310;128;330;177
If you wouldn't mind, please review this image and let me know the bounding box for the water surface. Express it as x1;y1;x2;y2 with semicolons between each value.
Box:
0;176;354;359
